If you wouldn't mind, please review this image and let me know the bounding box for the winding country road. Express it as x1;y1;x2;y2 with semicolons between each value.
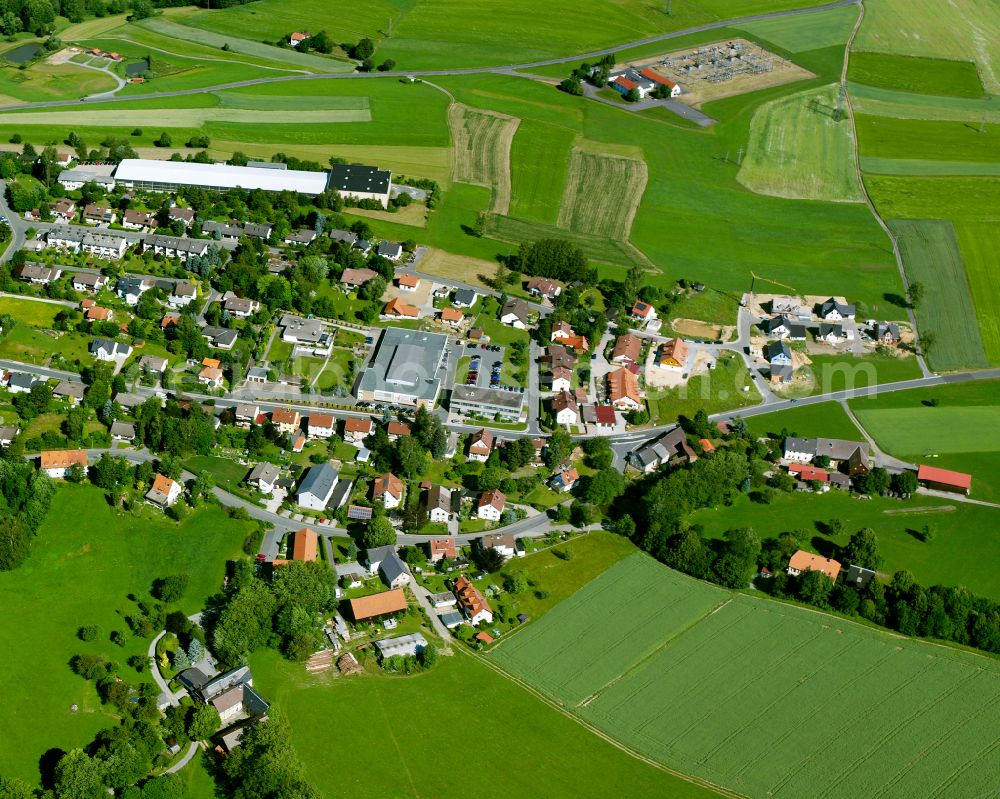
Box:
0;0;859;113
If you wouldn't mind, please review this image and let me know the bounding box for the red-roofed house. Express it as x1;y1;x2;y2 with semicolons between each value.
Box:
917;465;972;496
639;67;682;97
631;300;657;321
788;463;829;484
699;438;715;452
787;550;842;582
455;576;493;626
593;405;617;430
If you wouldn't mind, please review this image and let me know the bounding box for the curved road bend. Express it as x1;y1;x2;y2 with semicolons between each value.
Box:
0;0;859;113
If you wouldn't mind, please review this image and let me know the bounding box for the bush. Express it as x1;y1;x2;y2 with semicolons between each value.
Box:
152;573;190;603
78;625;99;641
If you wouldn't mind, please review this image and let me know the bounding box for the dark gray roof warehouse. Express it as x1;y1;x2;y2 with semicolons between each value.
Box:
328;164;391;194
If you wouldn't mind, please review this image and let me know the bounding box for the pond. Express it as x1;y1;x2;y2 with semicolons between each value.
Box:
3;43;41;64
125;59;147;77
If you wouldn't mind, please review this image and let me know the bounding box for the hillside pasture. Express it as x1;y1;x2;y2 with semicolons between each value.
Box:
737;83;863;202
889;219;988;372
0;106;370;127
557;148;648;239
448;103;519;214
855;115;1000;163
854;0;1000;93
848;52;985;98
0;485;253;785
136;16;354;72
955;221;1000;363
737;3;857;52
177;0;824;71
496;553;1000;799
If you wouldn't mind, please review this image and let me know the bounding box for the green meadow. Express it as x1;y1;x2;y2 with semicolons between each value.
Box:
850;379;1000;501
493;553;1000;798
848;52;985;98
889;219;989;371
855;115;999;164
0;484;253;785
955;221;1000;362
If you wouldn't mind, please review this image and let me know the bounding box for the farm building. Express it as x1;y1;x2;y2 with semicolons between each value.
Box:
328;163;392;208
113;159;331;195
375;633;428;659
916;464;972;496
347;589;408;622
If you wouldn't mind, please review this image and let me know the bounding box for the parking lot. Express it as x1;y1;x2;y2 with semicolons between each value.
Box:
460;341;507;390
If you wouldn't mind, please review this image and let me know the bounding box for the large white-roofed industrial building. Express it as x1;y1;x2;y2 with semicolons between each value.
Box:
357;327;449;409
112;159;334;195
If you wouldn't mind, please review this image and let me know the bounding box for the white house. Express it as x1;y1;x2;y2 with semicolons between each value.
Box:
783;437;816;463
480;532;521;560
467;428;494;462
211;686;245;725
223;294;259;318
550;367;572;394
552;390;579;426
307;413;336;439
425;486;452;523
72;272;107;293
819;298;856;321
500;298;530;329
373;473;404;510
247;462;280;494
145;474;182;508
39;449;88;478
90;339;132;362
477;490;506;522
296;463;339;511
169;281;197;309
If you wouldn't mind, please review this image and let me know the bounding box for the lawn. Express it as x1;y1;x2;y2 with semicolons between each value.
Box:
954;221;1000;363
0;296;62;326
850;379;1000;502
888;219;989;371
848;52;985;98
647;352;761;425
247;645;720;799
0;484;253;786
0;61;118;104
0;322;93;366
494;552;1000;799
473;296;530;348
184;454;252;495
744;399;863;441
855;115;999;163
738;83;864;202
804;352;922;395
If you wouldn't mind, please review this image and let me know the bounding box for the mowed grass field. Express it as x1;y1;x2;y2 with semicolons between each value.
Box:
0;106;371;127
0;484;253;786
849;83;1000;123
494;554;1000;799
889;219;989;371
744;399;863;440
854;0;1000;93
848;52;985;98
448;103;519;214
737;83;863;202
247;642;720;798
557;148;647;239
739;3;857;52
855;115;999;163
955;221;1000;362
850;379;1000;501
869;176;1000;222
507;121;575;224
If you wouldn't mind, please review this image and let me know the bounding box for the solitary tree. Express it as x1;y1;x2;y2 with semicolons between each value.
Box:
187;703;221;741
362;516;396;549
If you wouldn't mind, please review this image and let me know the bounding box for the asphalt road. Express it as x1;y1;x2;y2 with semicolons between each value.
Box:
0;0;859;113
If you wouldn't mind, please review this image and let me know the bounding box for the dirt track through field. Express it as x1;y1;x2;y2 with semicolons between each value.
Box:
448;103;519;215
557;147;647;241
